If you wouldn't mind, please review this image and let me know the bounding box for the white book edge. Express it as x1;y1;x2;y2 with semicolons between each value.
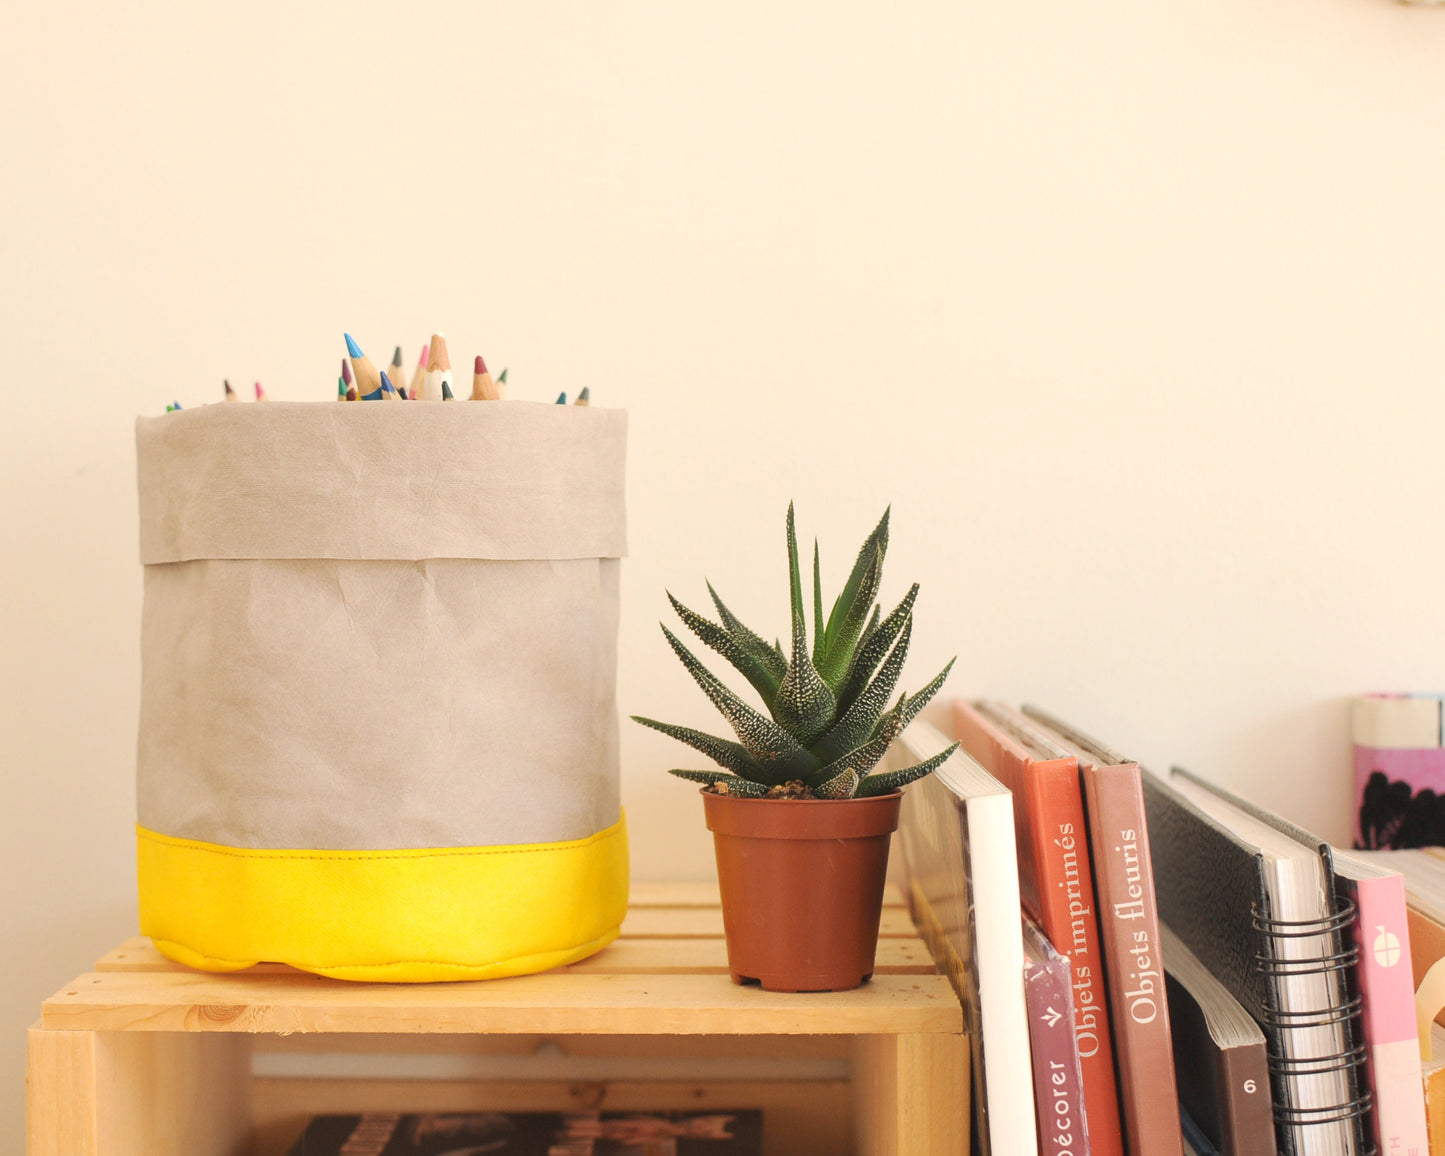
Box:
967;787;1038;1156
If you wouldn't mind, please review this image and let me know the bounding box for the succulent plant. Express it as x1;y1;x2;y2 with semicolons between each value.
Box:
633;503;959;799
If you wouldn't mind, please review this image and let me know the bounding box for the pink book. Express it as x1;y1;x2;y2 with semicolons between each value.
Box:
1354;693;1445;849
1333;849;1430;1156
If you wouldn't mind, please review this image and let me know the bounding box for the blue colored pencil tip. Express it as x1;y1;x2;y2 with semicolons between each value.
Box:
556;392;567;404
380;371;396;392
345;333;363;358
172;400;182;409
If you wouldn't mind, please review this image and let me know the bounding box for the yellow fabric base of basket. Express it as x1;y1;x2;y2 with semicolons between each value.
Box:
136;814;628;983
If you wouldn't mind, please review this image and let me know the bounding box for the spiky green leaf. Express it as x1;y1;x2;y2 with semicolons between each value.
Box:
668;769;770;796
855;743;959;797
835;584;918;716
705;581;787;683
772;504;837;744
822;508;890;655
659;624;818;783
818;544;883;690
668;592;780;707
632;716;763;778
804;711;905;789
810;616;913;766
811;539;826;668
857;603;882;655
814;767;861;799
880;658;957;738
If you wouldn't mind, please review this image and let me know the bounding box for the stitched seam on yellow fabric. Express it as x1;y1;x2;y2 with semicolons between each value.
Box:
135;818;623;861
305;931;621;974
151;930;621;975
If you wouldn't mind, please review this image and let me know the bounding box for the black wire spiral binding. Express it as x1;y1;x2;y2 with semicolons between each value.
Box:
1252;900;1375;1156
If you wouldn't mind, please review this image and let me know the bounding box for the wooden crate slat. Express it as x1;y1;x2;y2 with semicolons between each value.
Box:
95;936;935;977
622;905;914;939
42;970;962;1036
253;1032;853;1059
627;880;905;909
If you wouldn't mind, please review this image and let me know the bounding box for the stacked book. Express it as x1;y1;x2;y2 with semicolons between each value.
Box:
891;701;1428;1156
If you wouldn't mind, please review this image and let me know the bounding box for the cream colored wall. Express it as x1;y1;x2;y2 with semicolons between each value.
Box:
4;0;1445;1146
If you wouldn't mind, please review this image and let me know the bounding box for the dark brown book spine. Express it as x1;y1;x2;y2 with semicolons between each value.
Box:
1024;950;1091;1156
1216;1042;1275;1156
1084;764;1184;1156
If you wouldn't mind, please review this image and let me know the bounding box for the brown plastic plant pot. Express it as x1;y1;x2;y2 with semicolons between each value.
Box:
701;788;903;993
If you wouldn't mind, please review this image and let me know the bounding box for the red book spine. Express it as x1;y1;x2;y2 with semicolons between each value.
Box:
1024;923;1092;1156
1084;763;1183;1156
955;702;1125;1156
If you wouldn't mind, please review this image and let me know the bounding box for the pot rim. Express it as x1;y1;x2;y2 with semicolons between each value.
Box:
695;787;902;804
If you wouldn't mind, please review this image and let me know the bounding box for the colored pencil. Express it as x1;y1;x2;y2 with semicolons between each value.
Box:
471;354;499;401
441;380;455;400
345;334;382;397
337;376;346;400
555;391;567;404
224;379;239;402
346;383;358;401
574;386;591;407
409;345;428;400
254;382;267;401
389;346;406;397
496;367;509;399
379;371;400;400
425;333;453;401
342;358;353;391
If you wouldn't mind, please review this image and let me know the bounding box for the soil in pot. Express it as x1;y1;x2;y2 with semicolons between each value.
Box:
702;789;902;993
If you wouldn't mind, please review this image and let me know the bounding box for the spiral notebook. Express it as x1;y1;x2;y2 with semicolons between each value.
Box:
1142;768;1372;1156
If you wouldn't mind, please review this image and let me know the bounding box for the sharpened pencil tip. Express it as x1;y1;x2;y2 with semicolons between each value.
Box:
380;371;395;391
391;346;404;367
342;359;353;385
578;387;591;402
172;400;182;409
418;345;429;365
344;333;363;358
556;392;567;404
474;355;486;374
498;368;508;383
441;380;454;400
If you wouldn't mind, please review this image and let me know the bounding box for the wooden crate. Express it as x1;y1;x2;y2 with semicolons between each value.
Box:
27;882;968;1156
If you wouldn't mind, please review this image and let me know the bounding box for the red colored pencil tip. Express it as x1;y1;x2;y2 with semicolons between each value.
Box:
474;355;487;374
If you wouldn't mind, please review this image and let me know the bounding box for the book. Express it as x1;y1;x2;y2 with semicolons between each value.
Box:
954;700;1125;1156
1354;693;1445;850
1162;922;1277;1156
1023;914;1091;1156
894;718;1038;1156
1351;848;1445;990
285;1110;764;1155
1330;849;1430;1156
1180;778;1425;1154
1020;706;1184;1156
1145;767;1371;1155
